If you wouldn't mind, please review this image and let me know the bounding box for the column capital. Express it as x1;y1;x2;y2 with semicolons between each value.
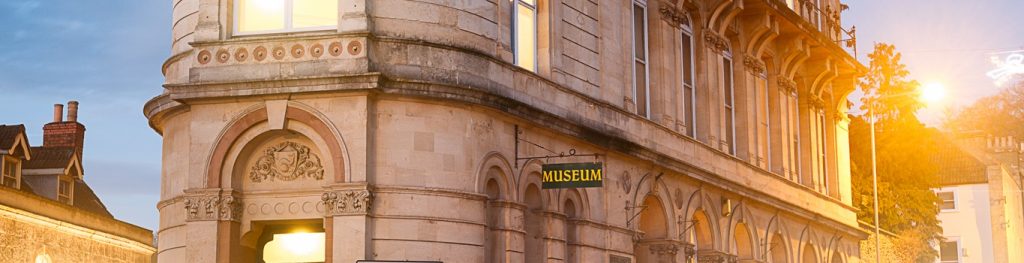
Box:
322;189;373;216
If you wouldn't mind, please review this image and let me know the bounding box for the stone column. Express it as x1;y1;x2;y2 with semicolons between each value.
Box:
322;188;373;263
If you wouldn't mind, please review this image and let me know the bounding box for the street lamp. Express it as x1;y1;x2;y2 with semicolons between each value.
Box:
868;82;944;263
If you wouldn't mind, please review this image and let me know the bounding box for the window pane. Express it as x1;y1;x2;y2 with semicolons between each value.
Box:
515;4;536;71
939;241;958;261
293;0;338;28
238;0;286;32
632;4;646;61
723;58;733;106
263;232;326;263
520;0;536;7
635;62;648;117
681;33;693;85
684;85;694;136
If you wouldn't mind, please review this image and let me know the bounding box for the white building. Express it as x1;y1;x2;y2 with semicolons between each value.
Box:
933;135;1024;263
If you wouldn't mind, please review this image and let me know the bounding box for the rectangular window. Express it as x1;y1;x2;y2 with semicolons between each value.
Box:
632;2;649;118
58;178;72;204
1;158;16;188
513;0;537;71
723;56;735;155
789;92;801;182
681;29;696;137
235;0;338;35
939;240;960;263
757;76;770;169
818;112;828;194
938;191;956;211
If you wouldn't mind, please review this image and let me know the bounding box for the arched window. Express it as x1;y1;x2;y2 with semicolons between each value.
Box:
513;0;538;71
523;183;545;262
632;0;650;118
680;18;697;138
769;234;787;263
564;199;578;263
485;177;504;263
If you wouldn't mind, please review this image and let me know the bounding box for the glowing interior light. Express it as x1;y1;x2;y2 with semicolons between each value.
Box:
919;82;945;103
987;53;1024;85
263;232;325;263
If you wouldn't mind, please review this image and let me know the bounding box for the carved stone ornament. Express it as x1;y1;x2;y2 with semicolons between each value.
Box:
650;244;680;256
250;141;324;183
743;56;767;75
184;195;242;222
322;189;373;216
777;78;798;94
697;251;737;263
659;6;689;28
703;30;730;53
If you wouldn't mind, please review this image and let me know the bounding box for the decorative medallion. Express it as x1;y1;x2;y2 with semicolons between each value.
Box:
253;46;268;61
310;43;324;58
272;46;286;60
290;44;305;58
249;141;324;183
234;47;248;62
328;42;343;56
215;49;230;63
197;50;212;64
347;41;362;56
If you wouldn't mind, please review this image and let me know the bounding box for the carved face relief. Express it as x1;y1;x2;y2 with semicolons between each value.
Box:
250;141;324;183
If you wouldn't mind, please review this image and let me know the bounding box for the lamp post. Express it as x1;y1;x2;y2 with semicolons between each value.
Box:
867;82;944;263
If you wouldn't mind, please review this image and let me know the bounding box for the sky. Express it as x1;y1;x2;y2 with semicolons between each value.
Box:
1;1;1023;232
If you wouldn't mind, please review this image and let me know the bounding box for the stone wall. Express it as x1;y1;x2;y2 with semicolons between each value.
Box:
0;206;152;262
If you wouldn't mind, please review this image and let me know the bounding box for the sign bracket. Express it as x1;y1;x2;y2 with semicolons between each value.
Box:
514;125;603;169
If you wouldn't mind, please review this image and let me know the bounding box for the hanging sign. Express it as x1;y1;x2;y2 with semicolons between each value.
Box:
542;162;603;189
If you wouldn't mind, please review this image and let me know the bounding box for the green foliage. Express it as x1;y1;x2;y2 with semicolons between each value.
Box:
851;43;941;263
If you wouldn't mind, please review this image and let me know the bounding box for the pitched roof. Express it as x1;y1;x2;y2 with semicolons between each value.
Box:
24;147;76;170
72;179;112;217
933;136;989;186
0;124;30;158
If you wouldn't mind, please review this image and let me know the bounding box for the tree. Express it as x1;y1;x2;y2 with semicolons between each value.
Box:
944;79;1024;137
851;43;941;263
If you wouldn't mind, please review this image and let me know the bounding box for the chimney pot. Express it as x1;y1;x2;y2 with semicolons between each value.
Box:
53;104;64;122
67;101;79;122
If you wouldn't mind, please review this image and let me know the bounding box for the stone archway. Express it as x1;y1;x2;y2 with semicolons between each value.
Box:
635;195;678;263
768;233;788;263
734;222;755;262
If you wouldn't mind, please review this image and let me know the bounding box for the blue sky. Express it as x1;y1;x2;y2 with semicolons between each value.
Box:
1;1;1022;232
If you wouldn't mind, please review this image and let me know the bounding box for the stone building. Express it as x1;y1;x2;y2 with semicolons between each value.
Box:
931;134;1024;263
0;102;155;262
146;0;865;262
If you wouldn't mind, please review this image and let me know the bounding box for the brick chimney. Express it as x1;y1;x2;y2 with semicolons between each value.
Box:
42;101;86;158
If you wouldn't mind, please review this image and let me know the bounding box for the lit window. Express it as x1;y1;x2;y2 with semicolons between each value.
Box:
938;191;956;211
513;0;537;71
681;27;696;137
263;232;326;263
58;178;72;204
632;1;649;118
939;240;960;263
236;0;338;35
723;55;736;155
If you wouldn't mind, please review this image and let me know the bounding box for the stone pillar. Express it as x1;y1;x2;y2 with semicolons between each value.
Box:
182;189;242;263
322;188;373;263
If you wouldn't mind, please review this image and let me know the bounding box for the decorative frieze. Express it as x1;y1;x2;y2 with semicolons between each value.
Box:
184;194;242;222
194;38;365;66
659;6;689;28
743;56;767;75
249;141;324;183
697;250;737;263
322;189;373;216
649;243;680;256
703;30;730;53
